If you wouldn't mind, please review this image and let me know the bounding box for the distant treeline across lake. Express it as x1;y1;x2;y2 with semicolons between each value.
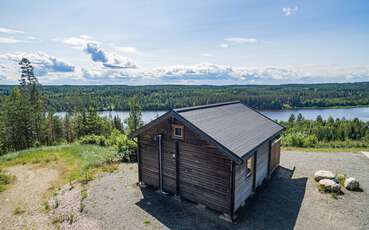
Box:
56;106;369;124
2;82;369;111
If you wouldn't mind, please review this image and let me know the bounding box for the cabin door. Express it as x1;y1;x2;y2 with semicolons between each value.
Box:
156;134;177;194
270;138;281;174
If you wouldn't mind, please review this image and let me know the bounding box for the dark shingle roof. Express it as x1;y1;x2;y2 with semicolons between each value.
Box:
174;101;284;159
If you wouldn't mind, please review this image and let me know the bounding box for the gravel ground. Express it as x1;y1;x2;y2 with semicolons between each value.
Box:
82;152;369;230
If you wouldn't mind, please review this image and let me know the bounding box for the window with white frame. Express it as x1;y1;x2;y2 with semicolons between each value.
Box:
172;124;184;139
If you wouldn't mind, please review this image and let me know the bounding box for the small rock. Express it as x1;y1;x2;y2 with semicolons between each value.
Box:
319;179;341;192
314;170;335;182
344;177;360;191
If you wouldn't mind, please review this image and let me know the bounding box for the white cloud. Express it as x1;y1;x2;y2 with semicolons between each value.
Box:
224;37;258;44
63;35;95;47
0;37;23;44
282;6;298;16
61;35;137;69
0;27;25;34
220;43;229;48
0;51;75;76
138;64;369;85
220;37;257;49
83;42;137;69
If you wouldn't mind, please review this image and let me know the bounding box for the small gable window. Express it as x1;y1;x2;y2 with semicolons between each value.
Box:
172;124;184;140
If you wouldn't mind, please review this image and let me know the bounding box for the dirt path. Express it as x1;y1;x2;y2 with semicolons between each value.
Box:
0;165;59;230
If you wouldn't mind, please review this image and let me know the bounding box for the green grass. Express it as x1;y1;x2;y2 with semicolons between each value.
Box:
0;170;13;192
282;146;368;153
13;206;26;215
0;144;119;193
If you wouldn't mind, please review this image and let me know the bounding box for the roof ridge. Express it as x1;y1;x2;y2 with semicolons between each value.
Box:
174;100;240;113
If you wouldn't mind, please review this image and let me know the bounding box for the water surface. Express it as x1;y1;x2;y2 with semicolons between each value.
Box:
56;107;369;123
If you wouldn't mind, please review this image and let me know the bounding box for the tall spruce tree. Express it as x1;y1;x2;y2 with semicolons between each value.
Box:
126;96;143;135
0;58;45;152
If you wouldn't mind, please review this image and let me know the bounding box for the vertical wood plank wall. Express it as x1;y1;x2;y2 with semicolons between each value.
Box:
234;141;270;211
139;118;232;214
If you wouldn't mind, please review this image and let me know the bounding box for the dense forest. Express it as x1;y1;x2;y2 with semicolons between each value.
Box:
2;82;369;111
281;114;369;148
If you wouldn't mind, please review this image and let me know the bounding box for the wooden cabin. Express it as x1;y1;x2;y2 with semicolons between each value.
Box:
130;101;284;220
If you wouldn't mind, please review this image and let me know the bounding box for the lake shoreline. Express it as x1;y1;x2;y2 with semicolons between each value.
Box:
56;106;369;122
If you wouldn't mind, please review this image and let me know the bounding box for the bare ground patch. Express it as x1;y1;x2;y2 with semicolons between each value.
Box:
0;165;59;230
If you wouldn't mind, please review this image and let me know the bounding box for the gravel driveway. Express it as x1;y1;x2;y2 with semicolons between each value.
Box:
82;152;369;230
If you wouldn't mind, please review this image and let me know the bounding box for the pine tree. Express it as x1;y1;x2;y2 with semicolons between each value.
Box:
126;96;143;135
112;115;124;132
64;113;75;143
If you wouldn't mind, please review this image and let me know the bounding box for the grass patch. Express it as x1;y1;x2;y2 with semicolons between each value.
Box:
282;146;368;153
42;200;50;212
13;206;26;215
0;170;14;192
143;220;151;225
0;144;119;194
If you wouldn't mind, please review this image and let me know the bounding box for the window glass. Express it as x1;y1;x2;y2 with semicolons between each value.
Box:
172;124;184;139
175;127;182;136
246;155;254;177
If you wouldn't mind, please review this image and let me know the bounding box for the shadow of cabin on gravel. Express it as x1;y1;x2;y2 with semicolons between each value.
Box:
135;166;307;230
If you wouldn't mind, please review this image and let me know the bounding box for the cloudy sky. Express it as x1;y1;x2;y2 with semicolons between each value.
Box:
1;0;369;85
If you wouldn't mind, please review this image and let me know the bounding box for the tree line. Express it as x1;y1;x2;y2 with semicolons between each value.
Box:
0;58;143;156
281;114;369;148
2;82;369;111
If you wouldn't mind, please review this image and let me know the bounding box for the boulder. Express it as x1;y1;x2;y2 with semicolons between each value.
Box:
344;177;360;191
314;170;335;182
319;179;341;192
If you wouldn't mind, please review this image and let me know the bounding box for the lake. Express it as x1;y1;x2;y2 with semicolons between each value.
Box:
56;107;369;123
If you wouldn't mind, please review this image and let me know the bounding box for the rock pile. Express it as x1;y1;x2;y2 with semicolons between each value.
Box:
314;170;361;194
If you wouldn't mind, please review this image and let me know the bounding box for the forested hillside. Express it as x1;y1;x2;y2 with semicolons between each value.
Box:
2;82;369;111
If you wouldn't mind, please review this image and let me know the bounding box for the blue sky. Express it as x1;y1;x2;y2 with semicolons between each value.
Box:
0;0;369;85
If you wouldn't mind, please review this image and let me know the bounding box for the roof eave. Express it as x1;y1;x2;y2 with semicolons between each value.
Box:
129;111;173;138
240;129;284;161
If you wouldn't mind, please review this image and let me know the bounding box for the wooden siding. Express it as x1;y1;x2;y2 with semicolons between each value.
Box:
234;141;270;211
139;117;232;214
255;142;269;187
234;163;253;211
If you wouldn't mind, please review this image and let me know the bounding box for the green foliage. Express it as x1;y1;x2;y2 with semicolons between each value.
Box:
79;135;108;146
79;129;137;162
0;170;12;192
3;82;369;111
108;129;137;162
126;96;143;134
281;115;369;148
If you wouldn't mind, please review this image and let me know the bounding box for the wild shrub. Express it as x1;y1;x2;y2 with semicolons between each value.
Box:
79;135;108;146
